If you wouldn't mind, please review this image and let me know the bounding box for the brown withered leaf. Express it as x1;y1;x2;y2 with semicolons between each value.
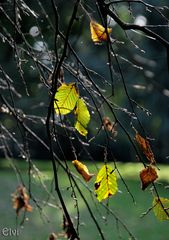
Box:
63;215;77;239
135;132;155;164
12;185;32;215
49;233;57;240
72;160;94;182
103;117;117;138
140;165;158;190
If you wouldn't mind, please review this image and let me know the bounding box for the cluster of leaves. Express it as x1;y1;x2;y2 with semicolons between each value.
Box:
72;160;118;202
53;22;119;203
9;8;169;237
52;20;169;221
135;130;157;190
1;0;169;239
134;131;169;220
71;157;169;221
53;20;112;136
54;83;90;136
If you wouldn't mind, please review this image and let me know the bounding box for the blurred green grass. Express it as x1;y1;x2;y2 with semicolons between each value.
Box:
0;159;169;240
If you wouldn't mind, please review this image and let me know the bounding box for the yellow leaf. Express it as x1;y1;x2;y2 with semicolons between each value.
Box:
153;197;169;221
90;21;112;43
140;165;158;190
95;165;118;202
54;83;79;115
72;160;94;182
74;98;90;136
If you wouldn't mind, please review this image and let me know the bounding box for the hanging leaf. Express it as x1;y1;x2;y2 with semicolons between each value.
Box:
12;185;32;215
140;165;158;190
135;132;155;164
95;164;118;202
103;117;117;137
72;160;94;182
90;20;112;43
153;197;169;221
54;83;79;115
74;98;90;136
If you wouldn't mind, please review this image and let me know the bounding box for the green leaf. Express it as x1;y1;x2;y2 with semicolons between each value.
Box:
95;164;118;202
54;83;79;115
74;98;90;136
153;197;169;221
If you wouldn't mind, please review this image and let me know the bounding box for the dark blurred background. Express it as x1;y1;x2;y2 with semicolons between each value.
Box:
0;0;169;163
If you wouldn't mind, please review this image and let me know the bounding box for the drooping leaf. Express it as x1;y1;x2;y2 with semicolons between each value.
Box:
74;98;90;136
54;83;79;115
72;160;94;182
135;132;155;164
140;165;158;190
90;20;112;43
95;164;118;202
12;185;32;215
103;117;117;137
153;197;169;221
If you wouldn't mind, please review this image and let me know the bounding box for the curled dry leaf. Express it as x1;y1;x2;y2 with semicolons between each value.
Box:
140;165;158;190
72;160;94;182
12;185;32;215
103;117;117;137
135;132;155;164
90;20;112;43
